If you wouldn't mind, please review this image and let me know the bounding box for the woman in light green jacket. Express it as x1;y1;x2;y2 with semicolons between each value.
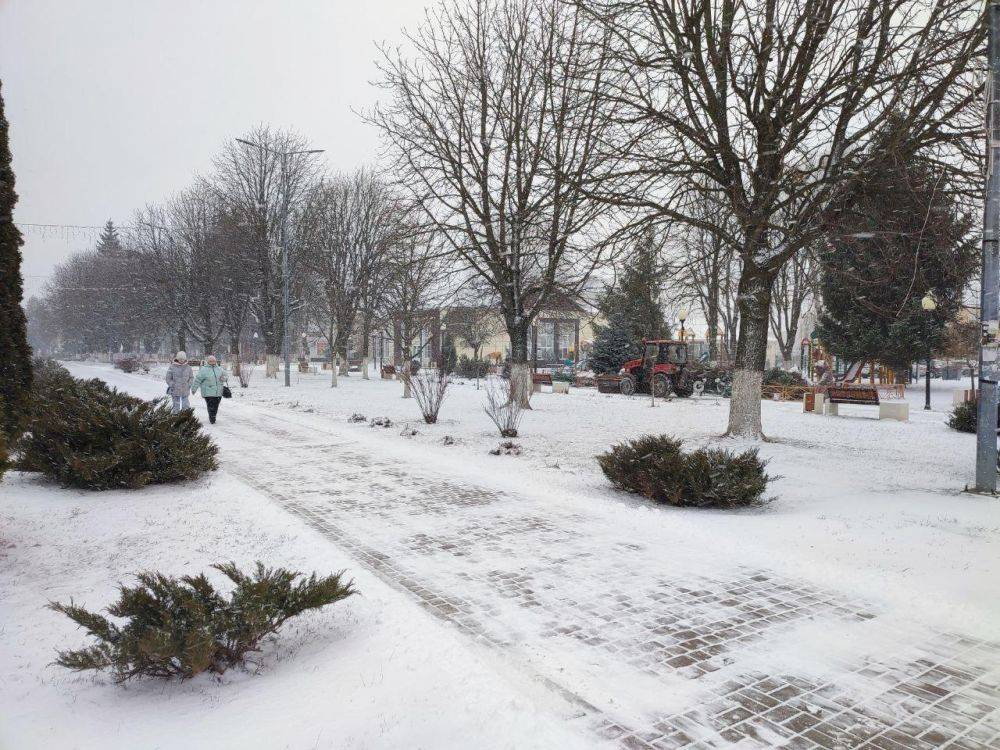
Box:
191;355;229;424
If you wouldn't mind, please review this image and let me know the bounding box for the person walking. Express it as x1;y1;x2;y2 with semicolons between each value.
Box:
165;351;193;414
192;354;229;424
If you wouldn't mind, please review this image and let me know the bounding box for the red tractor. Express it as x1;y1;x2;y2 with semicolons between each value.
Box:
618;340;702;398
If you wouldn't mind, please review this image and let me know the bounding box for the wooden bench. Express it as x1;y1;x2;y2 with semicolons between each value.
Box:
818;384;906;420
381;365;396;379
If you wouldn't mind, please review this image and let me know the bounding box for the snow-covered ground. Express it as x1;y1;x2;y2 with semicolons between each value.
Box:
1;362;998;749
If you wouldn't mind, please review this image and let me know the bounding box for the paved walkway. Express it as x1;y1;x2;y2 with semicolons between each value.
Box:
217;409;1000;749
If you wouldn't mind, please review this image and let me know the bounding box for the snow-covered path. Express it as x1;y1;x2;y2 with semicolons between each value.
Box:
9;363;998;749
205;402;1000;749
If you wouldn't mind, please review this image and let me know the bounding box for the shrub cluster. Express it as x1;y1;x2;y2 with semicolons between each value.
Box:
948;400;977;433
50;562;356;682
456;356;490;379
763;367;807;387
17;360;218;490
114;358;139;373
598;434;770;508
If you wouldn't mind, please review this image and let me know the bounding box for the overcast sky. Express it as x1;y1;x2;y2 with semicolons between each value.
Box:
0;0;429;298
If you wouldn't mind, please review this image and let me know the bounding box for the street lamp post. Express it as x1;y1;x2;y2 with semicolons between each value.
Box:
922;292;937;410
678;309;688;341
235;138;324;387
439;322;448;370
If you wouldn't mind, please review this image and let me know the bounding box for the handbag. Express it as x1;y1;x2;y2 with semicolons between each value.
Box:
222;385;232;399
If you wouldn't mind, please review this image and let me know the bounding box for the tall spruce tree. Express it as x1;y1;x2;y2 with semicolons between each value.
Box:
95;220;122;256
0;80;32;441
591;311;640;374
591;232;670;374
816;151;976;371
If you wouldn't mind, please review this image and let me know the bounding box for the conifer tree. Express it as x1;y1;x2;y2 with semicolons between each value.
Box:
0;80;32;441
591;311;640;374
816;149;976;370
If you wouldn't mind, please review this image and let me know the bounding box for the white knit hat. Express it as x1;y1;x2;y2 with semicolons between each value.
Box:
176;351;188;363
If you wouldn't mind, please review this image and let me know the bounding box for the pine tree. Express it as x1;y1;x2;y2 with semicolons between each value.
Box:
816;148;976;370
591;311;640;374
95;220;122;256
0;80;32;441
598;231;669;344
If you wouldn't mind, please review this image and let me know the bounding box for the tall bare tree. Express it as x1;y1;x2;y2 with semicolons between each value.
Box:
299;170;397;386
209;126;322;376
385;231;452;398
580;0;983;437
371;0;625;405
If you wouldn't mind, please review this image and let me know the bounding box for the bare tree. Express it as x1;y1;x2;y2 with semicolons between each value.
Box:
770;249;816;369
384;231;452;398
208;126;323;377
299;170;397;387
371;0;625;406
580;0;983;438
166;186;229;354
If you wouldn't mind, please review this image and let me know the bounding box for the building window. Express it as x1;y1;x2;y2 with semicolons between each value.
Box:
536;320;555;362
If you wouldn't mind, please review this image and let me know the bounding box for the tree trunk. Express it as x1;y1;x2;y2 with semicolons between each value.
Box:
507;321;532;409
362;355;370;380
177;327;187;353
706;300;719;363
265;354;279;378
726;271;772;439
330;324;338;388
402;360;412;398
229;335;241;377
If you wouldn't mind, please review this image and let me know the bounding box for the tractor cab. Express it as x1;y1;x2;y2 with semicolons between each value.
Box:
619;339;693;397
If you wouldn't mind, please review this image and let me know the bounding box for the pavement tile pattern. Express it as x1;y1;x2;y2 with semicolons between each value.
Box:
221;413;1000;749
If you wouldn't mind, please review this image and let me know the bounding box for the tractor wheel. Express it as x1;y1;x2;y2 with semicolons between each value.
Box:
652;374;673;398
619;374;636;396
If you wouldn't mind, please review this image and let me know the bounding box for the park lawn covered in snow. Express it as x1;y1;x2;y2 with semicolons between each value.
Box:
202;362;998;627
2;361;998;749
0;468;590;749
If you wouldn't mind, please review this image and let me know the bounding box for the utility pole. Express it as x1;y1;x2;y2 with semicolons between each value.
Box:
235;138;324;387
976;0;1000;493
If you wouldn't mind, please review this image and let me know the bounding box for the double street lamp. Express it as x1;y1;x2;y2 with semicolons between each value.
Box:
235;138;325;387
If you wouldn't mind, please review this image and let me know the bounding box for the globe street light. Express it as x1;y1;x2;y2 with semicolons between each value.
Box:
678;309;688;340
921;292;937;410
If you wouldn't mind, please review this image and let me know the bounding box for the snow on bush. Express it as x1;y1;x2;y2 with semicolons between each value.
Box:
598;434;770;508
948;401;977;433
401;368;450;424
483;376;523;437
49;562;356;683
17;360;217;490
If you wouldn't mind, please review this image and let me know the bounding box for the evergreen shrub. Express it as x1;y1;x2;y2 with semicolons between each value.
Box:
50;562;356;682
764;367;807;387
17;360;217;490
456;356;490;379
948;400;977;433
598;434;770;508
